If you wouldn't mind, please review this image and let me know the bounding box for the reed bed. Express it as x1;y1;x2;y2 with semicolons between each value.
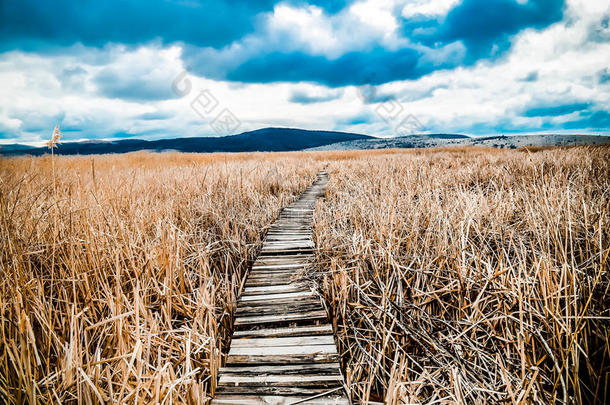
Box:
2;146;608;404
314;146;609;404
0;152;319;404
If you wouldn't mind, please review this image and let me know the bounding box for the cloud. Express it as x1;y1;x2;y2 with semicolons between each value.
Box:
0;0;608;144
402;0;461;18
0;0;280;50
57;66;88;91
563;110;610;130
137;111;175;121
597;68;610;84
223;48;432;86
588;13;610;42
92;47;183;101
415;0;566;60
520;71;539;82
289;88;343;103
181;0;564;87
338;110;376;126
523;102;591;117
2;0;568;89
357;85;396;104
94;69;177;101
0;0;355;52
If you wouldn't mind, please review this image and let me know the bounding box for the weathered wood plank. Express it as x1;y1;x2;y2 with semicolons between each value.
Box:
230;335;335;348
212;395;347;405
236;297;321;310
218;374;343;386
219;363;342;376
251;263;309;269
254;257;314;265
244;279;304;287
236;303;323;318
242;285;308;294
229;344;337;357
234;310;327;327
226;352;341;366
211;395;349;405
239;291;313;302
232;324;333;339
216;385;342;395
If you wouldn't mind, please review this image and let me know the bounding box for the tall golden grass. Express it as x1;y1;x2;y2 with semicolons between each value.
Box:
314;146;610;404
1;146;608;404
0;152;320;403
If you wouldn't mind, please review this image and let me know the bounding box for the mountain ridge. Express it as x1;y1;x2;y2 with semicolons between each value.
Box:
0;127;373;156
2;129;609;156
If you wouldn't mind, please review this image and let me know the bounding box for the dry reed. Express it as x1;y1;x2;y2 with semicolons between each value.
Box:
0;151;320;403
1;146;608;404
313;146;609;404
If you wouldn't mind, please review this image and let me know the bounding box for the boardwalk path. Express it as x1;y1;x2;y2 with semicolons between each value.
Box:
212;172;349;404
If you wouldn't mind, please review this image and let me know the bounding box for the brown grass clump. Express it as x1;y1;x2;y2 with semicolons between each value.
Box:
0;152;320;403
314;146;609;404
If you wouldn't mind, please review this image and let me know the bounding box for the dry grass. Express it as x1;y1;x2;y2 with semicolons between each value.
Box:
1;146;608;404
0;151;320;403
313;146;610;404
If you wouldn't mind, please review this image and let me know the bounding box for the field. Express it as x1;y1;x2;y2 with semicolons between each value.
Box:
1;147;609;404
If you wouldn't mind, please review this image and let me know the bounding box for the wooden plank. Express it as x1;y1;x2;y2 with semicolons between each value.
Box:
259;250;314;255
260;246;314;251
245;275;304;283
218;374;343;386
219;363;342;376
236;296;321;310
236;303;323;318
216;385;342;395
237;296;319;307
230;335;335;348
244;279;304;287
233;310;327;327
212;395;349;404
245;275;300;283
242;285;308;294
249;268;303;274
251;263;311;270
232;324;333;339
229;344;337;357
263;241;314;246
265;237;312;242
239;291;313;302
246;274;302;281
226;352;340;366
254;257;314;265
245;277;302;285
246;272;305;280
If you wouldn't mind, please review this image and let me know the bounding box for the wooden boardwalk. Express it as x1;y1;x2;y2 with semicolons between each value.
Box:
212;172;349;405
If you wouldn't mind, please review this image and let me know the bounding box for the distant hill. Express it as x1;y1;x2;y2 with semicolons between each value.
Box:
0;128;373;156
3;130;609;156
306;134;610;151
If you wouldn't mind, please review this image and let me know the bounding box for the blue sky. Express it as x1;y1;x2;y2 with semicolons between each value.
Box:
0;0;609;144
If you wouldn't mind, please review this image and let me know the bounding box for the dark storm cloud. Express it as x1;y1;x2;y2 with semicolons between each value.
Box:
0;0;277;50
430;0;565;60
224;48;429;87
